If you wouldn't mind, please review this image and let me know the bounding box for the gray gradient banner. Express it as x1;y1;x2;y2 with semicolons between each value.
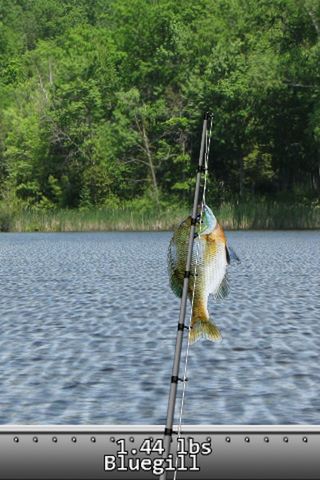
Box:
0;425;319;479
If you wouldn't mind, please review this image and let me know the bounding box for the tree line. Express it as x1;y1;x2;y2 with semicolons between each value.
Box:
0;0;319;212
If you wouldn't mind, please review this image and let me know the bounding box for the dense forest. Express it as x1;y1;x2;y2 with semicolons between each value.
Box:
0;0;319;228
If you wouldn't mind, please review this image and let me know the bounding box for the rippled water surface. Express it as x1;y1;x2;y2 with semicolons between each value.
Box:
0;230;319;424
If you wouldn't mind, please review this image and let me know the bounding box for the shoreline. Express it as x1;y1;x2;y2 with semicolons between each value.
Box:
1;228;320;234
1;203;319;233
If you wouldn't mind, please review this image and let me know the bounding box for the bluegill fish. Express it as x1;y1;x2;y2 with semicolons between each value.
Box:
168;205;238;343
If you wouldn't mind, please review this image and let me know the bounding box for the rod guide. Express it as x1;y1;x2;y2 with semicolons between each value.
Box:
171;376;188;383
177;324;190;331
196;165;208;173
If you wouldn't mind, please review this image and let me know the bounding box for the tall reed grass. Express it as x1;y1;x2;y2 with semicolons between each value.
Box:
1;206;188;232
217;201;320;230
0;202;319;232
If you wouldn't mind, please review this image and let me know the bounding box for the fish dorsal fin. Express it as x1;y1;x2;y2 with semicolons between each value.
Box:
179;216;192;228
169;268;183;298
213;273;230;300
167;215;192;298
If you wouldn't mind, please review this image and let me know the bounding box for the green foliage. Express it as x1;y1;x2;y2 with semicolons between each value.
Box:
0;0;319;220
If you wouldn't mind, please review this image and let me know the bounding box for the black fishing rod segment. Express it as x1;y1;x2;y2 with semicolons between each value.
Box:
191;213;202;225
160;113;213;480
197;165;208;173
183;270;198;278
171;376;189;383
177;324;190;331
164;428;177;436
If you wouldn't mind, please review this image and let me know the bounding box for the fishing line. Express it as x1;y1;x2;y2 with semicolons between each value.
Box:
173;116;213;480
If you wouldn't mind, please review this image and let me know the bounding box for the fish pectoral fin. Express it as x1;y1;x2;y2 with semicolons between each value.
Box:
179;216;192;228
213;273;230;300
190;317;222;344
226;244;240;264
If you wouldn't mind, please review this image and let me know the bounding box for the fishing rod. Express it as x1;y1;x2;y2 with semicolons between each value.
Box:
160;112;213;480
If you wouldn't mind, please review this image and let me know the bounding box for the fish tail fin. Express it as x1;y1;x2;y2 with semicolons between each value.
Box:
189;316;222;344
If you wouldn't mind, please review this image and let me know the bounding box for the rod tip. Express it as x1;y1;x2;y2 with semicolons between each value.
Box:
203;112;213;120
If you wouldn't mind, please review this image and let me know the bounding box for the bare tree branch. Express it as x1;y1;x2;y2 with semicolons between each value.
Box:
306;3;320;38
283;80;318;89
122;158;150;167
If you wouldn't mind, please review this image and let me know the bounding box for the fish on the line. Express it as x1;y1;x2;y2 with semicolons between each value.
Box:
168;204;239;344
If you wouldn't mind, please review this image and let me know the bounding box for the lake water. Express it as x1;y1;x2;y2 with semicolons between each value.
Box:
0;230;319;425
